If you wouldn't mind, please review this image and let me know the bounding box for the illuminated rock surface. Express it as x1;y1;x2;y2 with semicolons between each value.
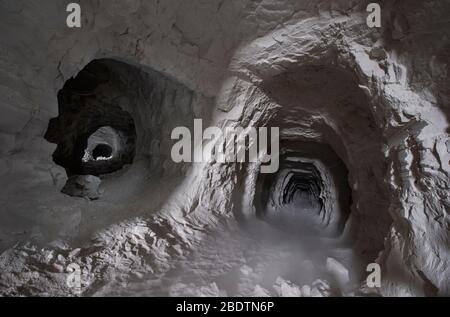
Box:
0;0;449;296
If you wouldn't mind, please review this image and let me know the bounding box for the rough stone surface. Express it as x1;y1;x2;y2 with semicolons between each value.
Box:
0;0;449;297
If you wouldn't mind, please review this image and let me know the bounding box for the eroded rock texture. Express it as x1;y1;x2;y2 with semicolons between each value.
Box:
0;0;449;297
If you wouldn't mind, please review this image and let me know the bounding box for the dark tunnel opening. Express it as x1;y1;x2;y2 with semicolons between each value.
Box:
45;61;137;178
255;142;352;238
43;58;198;201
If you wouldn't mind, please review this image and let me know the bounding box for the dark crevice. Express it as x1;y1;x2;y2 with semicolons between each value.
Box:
255;142;352;238
92;144;113;160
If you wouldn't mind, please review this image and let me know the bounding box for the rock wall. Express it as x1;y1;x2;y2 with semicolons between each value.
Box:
0;0;449;296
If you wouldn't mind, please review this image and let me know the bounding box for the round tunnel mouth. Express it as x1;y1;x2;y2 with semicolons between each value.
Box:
45;61;137;178
79;125;134;176
254;63;394;262
44;58;198;201
255;142;352;238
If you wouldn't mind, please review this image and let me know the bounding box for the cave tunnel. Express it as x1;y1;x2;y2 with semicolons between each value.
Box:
45;61;137;178
1;0;449;298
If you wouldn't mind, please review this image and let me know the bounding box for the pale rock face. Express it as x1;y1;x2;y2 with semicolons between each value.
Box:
0;0;449;297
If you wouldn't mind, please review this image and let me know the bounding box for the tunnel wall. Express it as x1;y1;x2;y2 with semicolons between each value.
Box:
0;0;448;296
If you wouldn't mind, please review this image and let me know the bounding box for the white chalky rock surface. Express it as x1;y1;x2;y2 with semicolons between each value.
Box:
0;0;449;297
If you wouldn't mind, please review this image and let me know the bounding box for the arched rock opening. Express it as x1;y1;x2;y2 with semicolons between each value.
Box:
255;64;394;263
44;58;198;199
255;142;351;238
45;61;137;177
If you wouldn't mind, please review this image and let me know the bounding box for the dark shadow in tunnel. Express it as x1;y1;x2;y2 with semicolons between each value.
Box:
92;144;113;160
43;58;200;243
254;141;352;238
253;63;395;282
45;60;137;177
